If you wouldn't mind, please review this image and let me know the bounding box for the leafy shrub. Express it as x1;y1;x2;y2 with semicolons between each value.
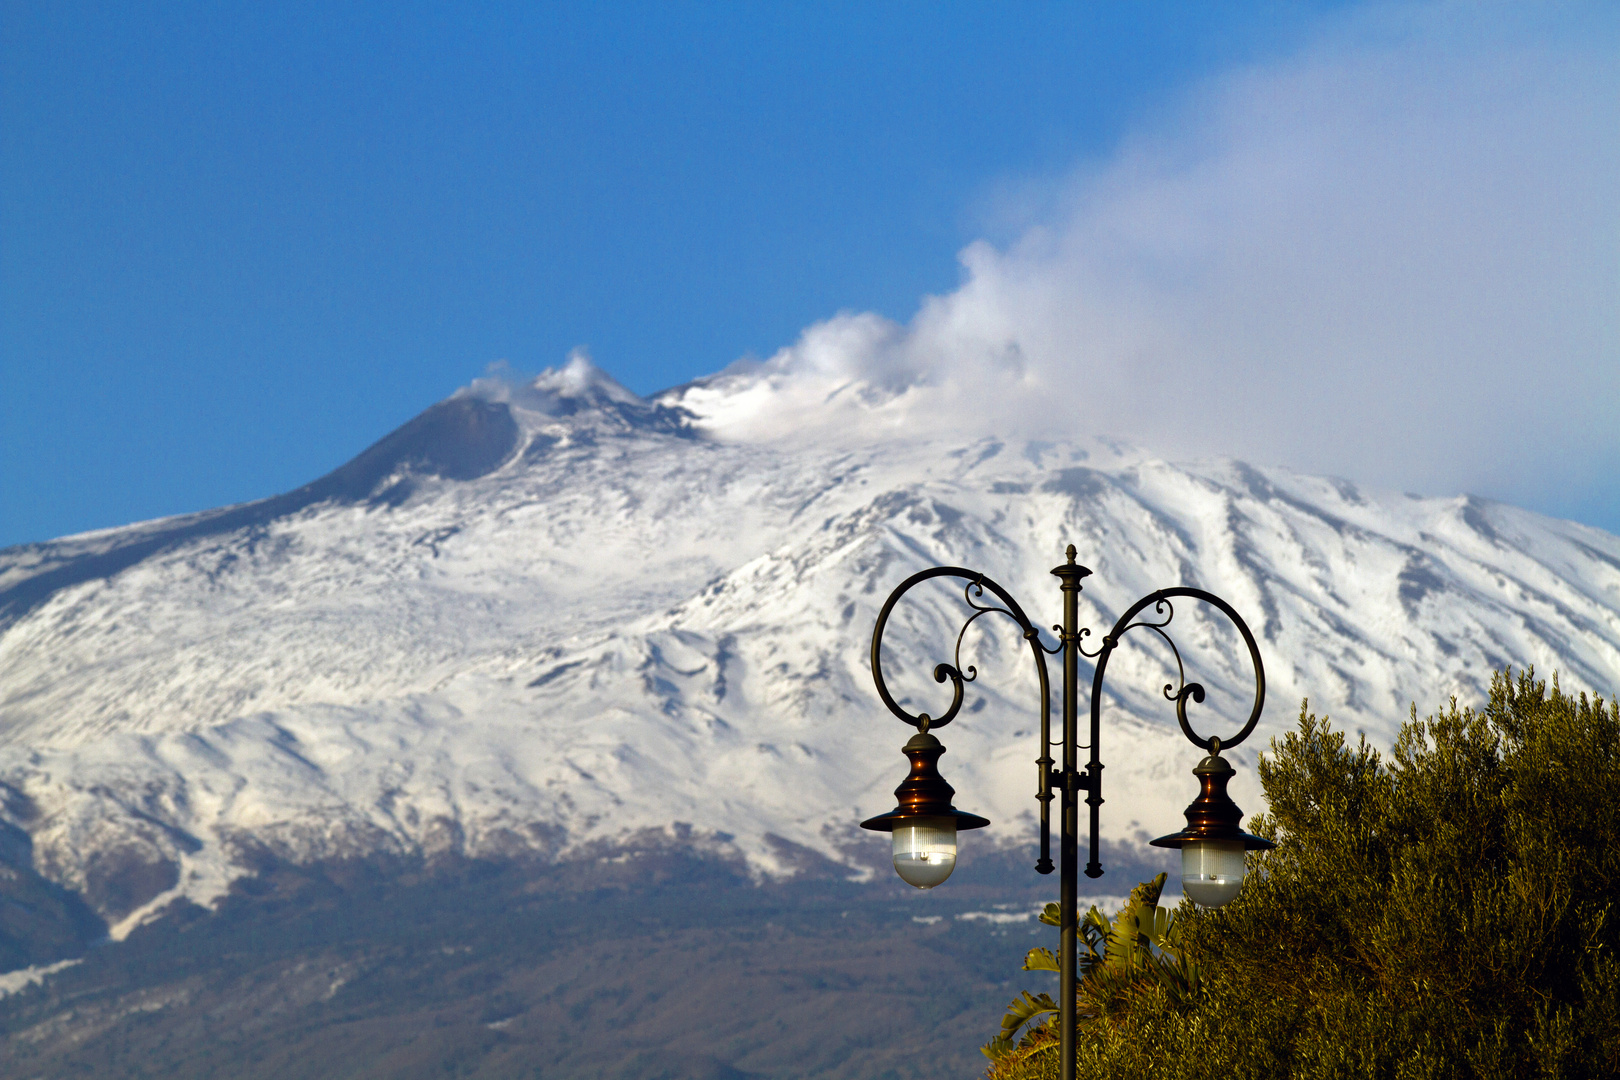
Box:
984;670;1620;1080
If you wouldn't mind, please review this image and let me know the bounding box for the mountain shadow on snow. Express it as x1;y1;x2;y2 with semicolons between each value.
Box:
324;396;519;505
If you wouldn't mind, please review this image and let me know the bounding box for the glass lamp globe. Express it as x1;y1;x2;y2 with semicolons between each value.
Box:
892;816;958;888
1181;838;1245;907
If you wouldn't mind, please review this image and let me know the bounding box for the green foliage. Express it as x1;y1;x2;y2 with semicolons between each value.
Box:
984;669;1620;1080
983;874;1200;1069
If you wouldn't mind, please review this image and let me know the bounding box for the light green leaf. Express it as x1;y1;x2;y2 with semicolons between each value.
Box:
1143;904;1175;946
997;990;1059;1040
1023;946;1060;972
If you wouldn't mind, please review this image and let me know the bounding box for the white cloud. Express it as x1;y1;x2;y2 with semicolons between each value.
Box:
683;5;1619;519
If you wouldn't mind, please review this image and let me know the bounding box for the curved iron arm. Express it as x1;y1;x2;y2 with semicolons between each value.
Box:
1079;586;1266;877
870;566;1057;872
1088;587;1266;751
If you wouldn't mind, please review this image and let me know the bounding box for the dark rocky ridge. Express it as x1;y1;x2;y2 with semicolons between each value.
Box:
0;810;105;971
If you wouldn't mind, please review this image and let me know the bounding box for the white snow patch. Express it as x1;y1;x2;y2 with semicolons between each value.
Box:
0;959;82;998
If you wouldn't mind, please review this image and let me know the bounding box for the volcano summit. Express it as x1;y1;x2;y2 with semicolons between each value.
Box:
2;356;1618;944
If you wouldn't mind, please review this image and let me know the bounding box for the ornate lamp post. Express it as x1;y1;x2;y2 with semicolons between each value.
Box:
860;546;1272;1079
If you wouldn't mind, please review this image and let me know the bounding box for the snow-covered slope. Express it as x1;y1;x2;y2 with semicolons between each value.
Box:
3;357;1618;937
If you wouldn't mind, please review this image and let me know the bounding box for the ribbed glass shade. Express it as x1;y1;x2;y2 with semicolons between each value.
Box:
1181;839;1245;907
892;816;957;888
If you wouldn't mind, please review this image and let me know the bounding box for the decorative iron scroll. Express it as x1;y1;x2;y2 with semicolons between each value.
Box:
867;563;1265;879
1087;587;1266;753
869;565;1057;873
868;566;1054;733
869;570;1263;751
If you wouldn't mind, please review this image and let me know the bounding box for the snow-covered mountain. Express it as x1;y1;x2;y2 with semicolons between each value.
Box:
3;356;1618;939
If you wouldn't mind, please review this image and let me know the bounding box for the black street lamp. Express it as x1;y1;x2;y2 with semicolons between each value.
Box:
860;545;1272;1079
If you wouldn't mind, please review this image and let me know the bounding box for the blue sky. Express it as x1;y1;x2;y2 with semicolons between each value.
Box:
2;2;1615;546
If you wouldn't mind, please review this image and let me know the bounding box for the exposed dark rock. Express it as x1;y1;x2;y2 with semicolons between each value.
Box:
1398;557;1448;616
0;821;106;971
1041;467;1108;501
81;846;179;924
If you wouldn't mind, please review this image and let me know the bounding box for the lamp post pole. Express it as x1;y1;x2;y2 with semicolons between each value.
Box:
860;545;1273;1080
1054;554;1087;1077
